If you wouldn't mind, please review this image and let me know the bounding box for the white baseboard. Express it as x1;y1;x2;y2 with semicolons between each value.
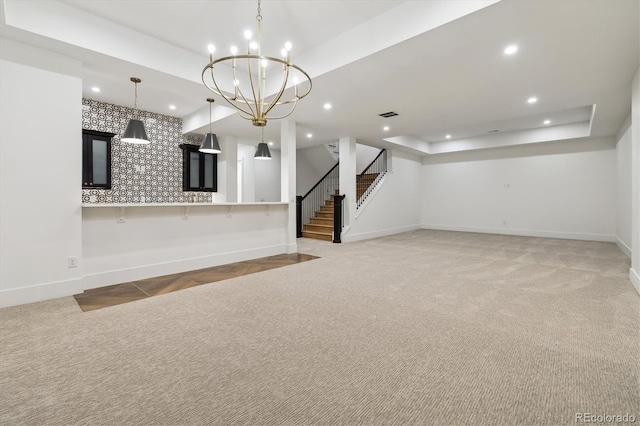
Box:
342;224;420;243
0;278;84;309
630;268;640;296
82;244;288;291
421;223;616;242
616;237;632;259
1;245;292;309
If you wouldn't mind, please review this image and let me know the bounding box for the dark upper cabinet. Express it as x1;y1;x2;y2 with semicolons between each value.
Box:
179;144;217;192
82;129;115;189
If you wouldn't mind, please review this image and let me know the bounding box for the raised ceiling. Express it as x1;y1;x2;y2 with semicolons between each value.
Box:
1;0;638;154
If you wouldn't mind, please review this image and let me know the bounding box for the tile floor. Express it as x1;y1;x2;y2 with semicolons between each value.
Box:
74;253;319;312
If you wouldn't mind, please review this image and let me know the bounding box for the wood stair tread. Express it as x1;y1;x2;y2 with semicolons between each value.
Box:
311;217;333;223
303;224;332;229
302;230;333;241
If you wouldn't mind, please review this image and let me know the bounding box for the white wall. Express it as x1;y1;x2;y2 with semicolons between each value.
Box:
237;144;256;202
213;135;238;203
356;144;382;174
237;144;281;202
82;205;288;289
296;143;381;196
616;118;633;257
343;150;422;242
254;149;281;202
630;67;640;294
296;145;336;195
0;41;84;307
421;138;617;241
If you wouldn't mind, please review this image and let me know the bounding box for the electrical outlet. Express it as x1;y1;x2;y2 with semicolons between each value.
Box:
67;256;78;268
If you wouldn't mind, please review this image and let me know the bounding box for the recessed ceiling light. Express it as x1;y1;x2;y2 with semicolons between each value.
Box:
527;97;538;104
383;126;390;131
446;134;451;139
543;119;551;125
323;103;332;110
504;45;518;55
268;142;274;146
169;105;176;110
306;133;312;138
91;86;100;92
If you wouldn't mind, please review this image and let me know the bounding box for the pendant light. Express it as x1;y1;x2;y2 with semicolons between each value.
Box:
121;77;150;144
199;98;221;153
254;127;272;160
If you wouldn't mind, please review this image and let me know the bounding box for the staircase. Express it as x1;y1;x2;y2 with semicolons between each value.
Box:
298;149;386;242
302;190;337;241
356;173;379;200
301;174;378;241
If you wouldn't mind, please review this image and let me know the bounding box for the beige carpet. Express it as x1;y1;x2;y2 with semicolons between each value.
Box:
1;230;638;425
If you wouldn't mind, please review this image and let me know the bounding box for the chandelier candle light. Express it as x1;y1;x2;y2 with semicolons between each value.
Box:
202;0;312;127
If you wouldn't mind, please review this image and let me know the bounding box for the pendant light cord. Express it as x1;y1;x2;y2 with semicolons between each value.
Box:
130;77;142;120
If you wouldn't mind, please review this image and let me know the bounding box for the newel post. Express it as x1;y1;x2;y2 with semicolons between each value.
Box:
333;194;345;243
296;195;303;238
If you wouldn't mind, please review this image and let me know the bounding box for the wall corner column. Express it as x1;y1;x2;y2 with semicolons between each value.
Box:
281;120;297;253
630;66;640;295
214;135;238;203
339;137;357;229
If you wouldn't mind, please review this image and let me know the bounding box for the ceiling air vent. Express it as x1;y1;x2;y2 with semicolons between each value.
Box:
378;111;398;118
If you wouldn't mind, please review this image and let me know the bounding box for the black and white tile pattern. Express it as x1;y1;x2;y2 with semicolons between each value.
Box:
81;98;211;204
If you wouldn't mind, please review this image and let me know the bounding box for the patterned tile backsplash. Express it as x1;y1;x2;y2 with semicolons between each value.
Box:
81;98;212;204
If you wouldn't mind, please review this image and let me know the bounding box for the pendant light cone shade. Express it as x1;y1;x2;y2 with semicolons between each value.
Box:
254;142;272;159
200;98;221;153
122;77;150;144
121;119;149;144
200;133;221;153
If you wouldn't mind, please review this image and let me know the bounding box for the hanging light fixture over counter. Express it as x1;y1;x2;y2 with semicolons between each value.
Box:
202;0;312;128
199;98;221;154
254;127;272;160
121;77;150;144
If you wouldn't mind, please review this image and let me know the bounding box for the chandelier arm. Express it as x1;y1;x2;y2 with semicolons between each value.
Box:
202;55;313;122
232;75;260;118
230;62;258;117
262;65;290;116
203;64;257;118
270;63;313;106
265;102;299;120
232;61;239;101
204;55;311;105
246;55;261;119
201;65;223;97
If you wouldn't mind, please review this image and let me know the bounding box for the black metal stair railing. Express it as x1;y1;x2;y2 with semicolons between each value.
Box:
296;162;339;238
356;149;386;208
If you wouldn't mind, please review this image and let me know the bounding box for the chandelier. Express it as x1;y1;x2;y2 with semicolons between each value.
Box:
202;0;312;127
